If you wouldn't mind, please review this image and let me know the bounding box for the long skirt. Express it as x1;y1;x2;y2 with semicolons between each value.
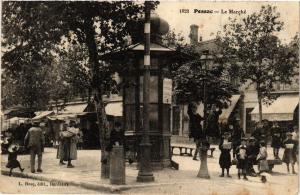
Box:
282;149;296;164
219;150;231;169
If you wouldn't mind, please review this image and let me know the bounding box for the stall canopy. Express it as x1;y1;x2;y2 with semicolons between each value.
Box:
61;104;88;114
219;95;241;123
251;94;299;121
105;102;122;117
32;111;54;121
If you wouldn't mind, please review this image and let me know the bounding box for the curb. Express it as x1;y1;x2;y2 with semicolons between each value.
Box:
1;170;196;193
1;170;120;193
1;170;184;193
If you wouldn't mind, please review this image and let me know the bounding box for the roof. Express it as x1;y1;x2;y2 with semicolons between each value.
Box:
129;43;175;52
61;104;88;114
47;113;88;121
32;111;54;120
251;94;299;121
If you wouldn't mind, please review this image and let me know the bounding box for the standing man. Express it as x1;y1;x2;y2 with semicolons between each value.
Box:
187;103;204;161
24;122;45;173
206;104;222;139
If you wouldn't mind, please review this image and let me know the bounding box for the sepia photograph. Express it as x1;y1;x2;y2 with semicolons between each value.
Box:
0;1;299;194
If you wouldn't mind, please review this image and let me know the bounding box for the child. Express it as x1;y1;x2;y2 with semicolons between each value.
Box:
282;132;297;174
6;144;24;176
271;121;281;159
257;141;268;183
219;132;232;177
236;137;248;180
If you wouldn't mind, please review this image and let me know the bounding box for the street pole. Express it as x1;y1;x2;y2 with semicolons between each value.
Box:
197;50;210;179
137;1;155;182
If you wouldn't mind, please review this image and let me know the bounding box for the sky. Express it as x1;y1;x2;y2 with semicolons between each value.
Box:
156;1;299;44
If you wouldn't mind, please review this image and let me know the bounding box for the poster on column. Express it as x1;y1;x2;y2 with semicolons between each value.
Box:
1;1;299;194
163;78;172;104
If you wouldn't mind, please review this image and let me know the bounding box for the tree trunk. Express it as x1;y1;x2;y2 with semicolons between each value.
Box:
197;141;210;179
84;18;110;179
257;88;263;123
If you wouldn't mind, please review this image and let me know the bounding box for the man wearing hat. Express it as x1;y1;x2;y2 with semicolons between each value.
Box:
24;121;45;173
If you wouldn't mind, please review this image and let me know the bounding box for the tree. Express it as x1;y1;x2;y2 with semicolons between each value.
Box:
2;1;158;178
219;5;298;122
173;46;237;178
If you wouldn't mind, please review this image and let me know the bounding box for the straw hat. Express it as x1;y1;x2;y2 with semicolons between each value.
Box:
8;143;20;153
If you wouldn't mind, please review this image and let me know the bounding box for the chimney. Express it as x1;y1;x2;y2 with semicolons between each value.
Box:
189;24;199;45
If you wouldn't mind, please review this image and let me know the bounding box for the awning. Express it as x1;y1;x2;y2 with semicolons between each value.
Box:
47;113;87;121
219;95;241;123
251;94;299;121
195;95;241;123
105;102;122;117
32;111;54;120
61;104;88;114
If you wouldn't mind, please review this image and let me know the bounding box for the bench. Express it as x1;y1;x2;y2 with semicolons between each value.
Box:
171;146;194;156
231;159;282;172
171;146;216;158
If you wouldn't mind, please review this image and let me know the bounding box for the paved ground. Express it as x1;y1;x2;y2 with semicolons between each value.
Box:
1;146;298;194
0;175;104;194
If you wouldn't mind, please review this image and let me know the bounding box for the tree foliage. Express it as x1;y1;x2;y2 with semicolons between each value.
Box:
219;5;298;122
2;1;159;176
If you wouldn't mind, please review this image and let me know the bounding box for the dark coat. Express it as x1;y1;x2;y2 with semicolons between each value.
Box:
282;139;297;164
6;152;21;169
187;109;204;140
271;126;282;148
247;143;259;161
206;110;222;137
232;127;244;149
252;128;263;142
106;129;127;152
219;139;232;169
236;145;247;169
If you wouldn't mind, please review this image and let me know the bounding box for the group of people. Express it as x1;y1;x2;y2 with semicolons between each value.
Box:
218;123;298;182
5;120;81;175
187;103;298;183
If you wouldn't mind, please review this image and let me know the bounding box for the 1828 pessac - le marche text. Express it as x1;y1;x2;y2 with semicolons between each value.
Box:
180;9;246;15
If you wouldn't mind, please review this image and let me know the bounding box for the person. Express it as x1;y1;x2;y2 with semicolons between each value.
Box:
291;126;298;164
57;123;68;165
65;120;79;168
270;121;282;159
231;123;244;159
282;132;297;174
257;141;269;183
206;104;222;138
236;137;248;180
187;103;204;161
105;122;133;164
77;129;84;150
6;143;24;176
219;132;232;177
24;122;45;173
246;137;259;176
252;122;263;143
